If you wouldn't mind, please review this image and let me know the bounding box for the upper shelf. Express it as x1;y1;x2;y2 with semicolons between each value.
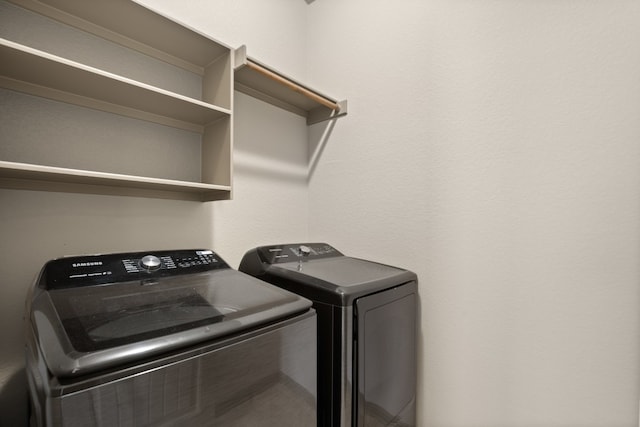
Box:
234;46;347;125
7;0;230;75
0;38;231;132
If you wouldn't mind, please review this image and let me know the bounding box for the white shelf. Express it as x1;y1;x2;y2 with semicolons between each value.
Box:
7;0;230;74
234;46;347;125
1;0;234;201
1;39;230;132
0;161;231;201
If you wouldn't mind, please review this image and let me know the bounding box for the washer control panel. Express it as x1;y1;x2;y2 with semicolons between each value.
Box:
256;243;342;264
43;249;229;289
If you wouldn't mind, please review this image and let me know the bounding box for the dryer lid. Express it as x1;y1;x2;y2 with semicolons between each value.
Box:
243;243;416;306
271;257;417;305
277;256;407;287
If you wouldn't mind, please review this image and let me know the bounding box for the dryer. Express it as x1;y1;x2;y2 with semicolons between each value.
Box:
25;249;316;426
239;243;418;427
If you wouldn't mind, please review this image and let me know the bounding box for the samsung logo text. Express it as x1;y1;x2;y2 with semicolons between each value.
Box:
72;262;103;268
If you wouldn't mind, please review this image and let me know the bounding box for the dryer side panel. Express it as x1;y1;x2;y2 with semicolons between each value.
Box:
354;282;417;427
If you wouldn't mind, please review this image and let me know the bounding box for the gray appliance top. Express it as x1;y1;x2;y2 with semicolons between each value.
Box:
28;249;312;378
239;243;417;305
278;256;406;287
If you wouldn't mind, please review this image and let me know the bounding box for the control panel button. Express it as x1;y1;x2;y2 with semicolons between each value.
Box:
298;245;312;256
139;255;162;272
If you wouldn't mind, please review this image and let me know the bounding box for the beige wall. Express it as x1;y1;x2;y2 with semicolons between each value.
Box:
305;0;640;426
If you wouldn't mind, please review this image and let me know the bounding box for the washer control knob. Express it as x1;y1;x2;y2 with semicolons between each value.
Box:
140;255;162;271
298;245;311;257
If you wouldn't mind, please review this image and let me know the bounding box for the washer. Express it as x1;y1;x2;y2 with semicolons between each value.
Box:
25;249;316;426
239;243;418;427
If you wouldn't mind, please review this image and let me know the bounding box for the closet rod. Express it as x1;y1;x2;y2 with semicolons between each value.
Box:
245;60;341;112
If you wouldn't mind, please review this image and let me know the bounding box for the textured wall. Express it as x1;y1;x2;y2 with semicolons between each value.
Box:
305;0;640;426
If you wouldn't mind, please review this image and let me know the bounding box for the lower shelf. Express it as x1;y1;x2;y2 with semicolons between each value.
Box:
0;161;231;201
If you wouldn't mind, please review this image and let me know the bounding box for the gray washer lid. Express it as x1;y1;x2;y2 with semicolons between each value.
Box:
31;268;312;378
267;257;417;306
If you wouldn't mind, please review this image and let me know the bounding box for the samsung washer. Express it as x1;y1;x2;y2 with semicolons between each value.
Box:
25;249;316;426
239;243;418;427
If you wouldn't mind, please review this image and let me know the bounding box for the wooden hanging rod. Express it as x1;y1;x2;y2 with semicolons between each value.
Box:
245;60;341;112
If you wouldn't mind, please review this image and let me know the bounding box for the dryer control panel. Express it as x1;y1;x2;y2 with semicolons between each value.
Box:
256;243;343;264
42;249;230;289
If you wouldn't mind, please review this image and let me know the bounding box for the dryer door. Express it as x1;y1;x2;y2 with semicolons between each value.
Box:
354;281;417;427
